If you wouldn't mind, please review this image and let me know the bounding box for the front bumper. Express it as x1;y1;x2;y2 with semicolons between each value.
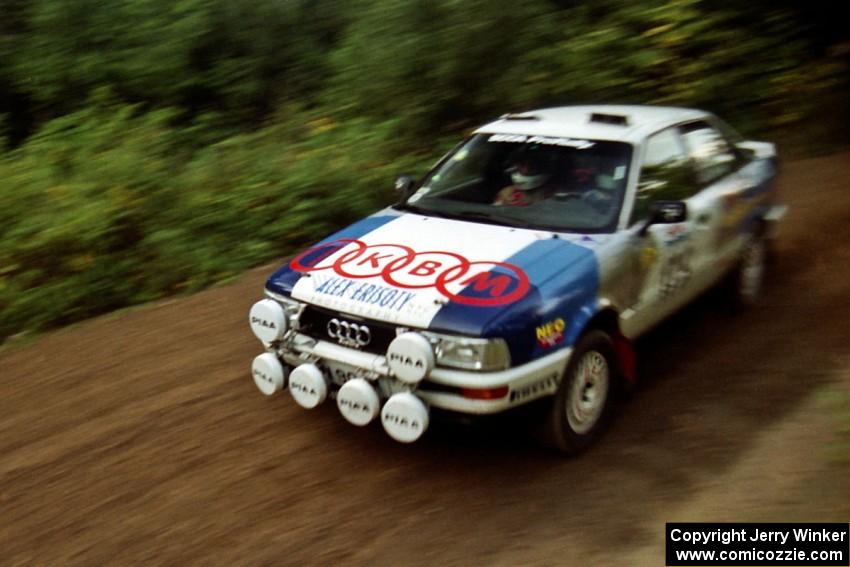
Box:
271;331;569;415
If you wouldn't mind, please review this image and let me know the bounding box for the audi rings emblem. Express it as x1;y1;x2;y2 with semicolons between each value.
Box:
327;318;372;347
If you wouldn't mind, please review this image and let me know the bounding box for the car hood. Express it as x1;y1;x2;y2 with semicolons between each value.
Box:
266;210;601;362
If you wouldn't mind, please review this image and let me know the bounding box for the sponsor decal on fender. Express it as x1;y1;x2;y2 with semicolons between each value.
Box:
536;318;565;348
640;246;658;269
290;239;530;307
664;224;689;246
510;373;559;403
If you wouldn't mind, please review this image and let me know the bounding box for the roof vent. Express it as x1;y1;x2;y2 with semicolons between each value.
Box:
499;113;540;121
589;112;629;126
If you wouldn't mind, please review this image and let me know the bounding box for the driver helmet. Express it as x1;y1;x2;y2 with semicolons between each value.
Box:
595;157;626;193
509;146;553;191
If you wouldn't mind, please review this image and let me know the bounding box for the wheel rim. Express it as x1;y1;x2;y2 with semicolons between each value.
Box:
566;350;610;435
739;239;766;302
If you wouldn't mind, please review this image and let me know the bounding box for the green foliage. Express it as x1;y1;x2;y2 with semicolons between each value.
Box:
0;0;848;339
0;97;424;340
0;96;178;335
329;0;557;134
8;0;340;125
327;0;848;139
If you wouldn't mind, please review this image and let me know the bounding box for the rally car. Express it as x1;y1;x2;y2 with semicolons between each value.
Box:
248;105;785;453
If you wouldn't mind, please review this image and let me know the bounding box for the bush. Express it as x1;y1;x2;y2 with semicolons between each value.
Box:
1;0;848;340
0;97;435;340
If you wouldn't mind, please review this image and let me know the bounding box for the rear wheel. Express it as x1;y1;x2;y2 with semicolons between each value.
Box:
540;330;619;455
730;234;767;308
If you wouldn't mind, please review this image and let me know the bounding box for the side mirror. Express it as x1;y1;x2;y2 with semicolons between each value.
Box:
638;200;687;236
736;145;757;160
394;174;417;199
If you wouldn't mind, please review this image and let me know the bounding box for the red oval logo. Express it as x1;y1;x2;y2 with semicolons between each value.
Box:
290;240;530;307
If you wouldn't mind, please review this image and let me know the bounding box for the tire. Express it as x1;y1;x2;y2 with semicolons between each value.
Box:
539;330;619;455
729;233;768;309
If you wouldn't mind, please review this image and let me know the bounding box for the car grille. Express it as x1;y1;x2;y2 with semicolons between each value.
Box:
297;305;397;355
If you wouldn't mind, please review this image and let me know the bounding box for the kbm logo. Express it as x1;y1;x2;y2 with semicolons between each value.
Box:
290;239;530;307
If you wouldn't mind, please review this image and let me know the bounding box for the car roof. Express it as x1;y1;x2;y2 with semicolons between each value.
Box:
474;105;710;144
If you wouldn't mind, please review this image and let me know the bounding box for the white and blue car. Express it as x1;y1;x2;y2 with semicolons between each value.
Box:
248;105;784;453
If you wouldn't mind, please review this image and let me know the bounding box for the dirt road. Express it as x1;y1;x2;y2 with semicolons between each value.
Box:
2;152;849;566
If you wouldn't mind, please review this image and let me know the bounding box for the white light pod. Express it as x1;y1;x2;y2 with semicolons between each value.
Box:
381;392;430;443
251;353;286;396
386;333;434;384
336;379;381;426
288;364;328;409
249;299;287;343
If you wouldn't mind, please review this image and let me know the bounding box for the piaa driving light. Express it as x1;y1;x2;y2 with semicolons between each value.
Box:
249;299;288;343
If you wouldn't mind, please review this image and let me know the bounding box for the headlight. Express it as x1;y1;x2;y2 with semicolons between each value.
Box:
423;332;511;371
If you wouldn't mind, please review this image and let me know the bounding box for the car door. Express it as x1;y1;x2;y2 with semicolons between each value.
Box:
621;126;702;336
676;120;750;295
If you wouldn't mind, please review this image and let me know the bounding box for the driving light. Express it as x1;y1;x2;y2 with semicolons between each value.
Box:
249;299;287;343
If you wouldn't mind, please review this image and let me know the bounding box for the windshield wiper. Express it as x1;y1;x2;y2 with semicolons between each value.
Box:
451;210;529;228
396;203;528;228
395;203;455;219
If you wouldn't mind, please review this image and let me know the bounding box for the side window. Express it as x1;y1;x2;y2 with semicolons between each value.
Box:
422;143;489;196
630;128;694;224
680;121;737;184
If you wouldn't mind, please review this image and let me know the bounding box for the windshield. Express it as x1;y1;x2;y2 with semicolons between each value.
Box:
399;134;633;233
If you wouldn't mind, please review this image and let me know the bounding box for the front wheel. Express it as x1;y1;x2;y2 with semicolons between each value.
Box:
540;330;619;455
